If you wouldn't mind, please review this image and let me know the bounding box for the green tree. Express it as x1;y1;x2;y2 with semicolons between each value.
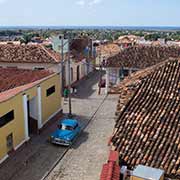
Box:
20;33;33;44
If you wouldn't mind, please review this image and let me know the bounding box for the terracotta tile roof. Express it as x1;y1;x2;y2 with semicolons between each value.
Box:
119;35;138;40
100;162;120;180
115;37;132;44
100;151;120;180
0;68;53;93
114;35;138;45
0;44;61;64
97;43;121;59
0;80;41;103
106;45;180;68
111;59;180;179
110;60;171;117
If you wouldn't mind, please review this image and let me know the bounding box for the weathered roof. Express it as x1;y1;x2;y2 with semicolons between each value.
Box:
118;35;138;40
115;35;138;45
100;151;120;180
0;68;53;93
106;45;180;68
111;59;180;179
97;43;121;59
0;44;61;64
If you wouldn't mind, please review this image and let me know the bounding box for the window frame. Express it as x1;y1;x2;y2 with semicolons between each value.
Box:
33;67;45;70
0;110;14;128
46;85;56;97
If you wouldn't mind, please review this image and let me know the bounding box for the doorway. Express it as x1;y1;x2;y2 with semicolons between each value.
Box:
77;65;80;81
71;67;73;83
27;97;38;135
62;65;66;93
7;133;13;154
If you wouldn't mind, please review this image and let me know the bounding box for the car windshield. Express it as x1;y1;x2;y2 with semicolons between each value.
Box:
59;124;74;131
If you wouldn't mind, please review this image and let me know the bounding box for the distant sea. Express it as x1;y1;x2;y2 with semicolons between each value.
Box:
0;26;180;31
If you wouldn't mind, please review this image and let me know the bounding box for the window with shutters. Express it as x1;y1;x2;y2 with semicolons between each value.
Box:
46;86;55;97
0;110;14;128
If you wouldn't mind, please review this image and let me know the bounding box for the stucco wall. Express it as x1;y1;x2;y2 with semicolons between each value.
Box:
41;75;62;124
0;74;62;163
0;94;25;161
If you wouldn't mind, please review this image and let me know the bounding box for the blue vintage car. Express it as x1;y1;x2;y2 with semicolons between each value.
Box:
50;119;81;146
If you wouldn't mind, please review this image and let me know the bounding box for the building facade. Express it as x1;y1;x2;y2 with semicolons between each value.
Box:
0;70;62;164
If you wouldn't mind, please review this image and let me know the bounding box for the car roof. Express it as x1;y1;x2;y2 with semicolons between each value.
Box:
60;118;78;127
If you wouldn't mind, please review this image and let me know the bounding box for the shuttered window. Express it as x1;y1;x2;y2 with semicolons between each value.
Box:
46;86;55;97
0;110;14;128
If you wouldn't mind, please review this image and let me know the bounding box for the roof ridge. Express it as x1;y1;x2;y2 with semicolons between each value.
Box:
0;44;58;64
39;45;59;63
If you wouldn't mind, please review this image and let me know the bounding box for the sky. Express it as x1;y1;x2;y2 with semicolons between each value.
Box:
0;0;180;26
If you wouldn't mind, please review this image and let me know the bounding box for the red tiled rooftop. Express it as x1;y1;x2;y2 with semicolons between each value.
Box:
0;68;53;93
111;59;180;179
100;162;120;180
0;44;61;64
100;151;120;180
97;43;121;59
106;45;180;68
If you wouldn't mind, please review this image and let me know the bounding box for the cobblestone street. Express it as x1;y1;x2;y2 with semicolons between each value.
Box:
46;93;118;180
0;71;118;180
44;71;118;180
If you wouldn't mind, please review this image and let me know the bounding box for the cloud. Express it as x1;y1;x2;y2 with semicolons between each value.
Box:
76;0;85;6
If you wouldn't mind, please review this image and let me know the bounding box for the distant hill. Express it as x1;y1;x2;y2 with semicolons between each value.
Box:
0;26;180;31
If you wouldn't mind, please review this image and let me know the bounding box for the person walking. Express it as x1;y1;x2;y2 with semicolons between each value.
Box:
72;84;77;95
63;87;69;101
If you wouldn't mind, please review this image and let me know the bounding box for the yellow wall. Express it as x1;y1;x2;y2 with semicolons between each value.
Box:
0;74;62;162
130;175;164;180
0;94;25;161
41;75;61;124
160;174;164;180
130;176;143;180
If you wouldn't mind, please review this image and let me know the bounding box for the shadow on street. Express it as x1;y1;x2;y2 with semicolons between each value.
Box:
71;70;105;99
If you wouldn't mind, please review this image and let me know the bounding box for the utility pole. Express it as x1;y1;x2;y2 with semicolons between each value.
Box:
59;33;72;117
91;37;96;71
60;34;64;96
67;33;72;117
86;38;90;76
98;50;102;95
98;65;103;95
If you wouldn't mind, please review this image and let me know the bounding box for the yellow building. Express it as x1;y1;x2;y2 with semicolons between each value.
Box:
131;165;164;180
0;68;62;164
